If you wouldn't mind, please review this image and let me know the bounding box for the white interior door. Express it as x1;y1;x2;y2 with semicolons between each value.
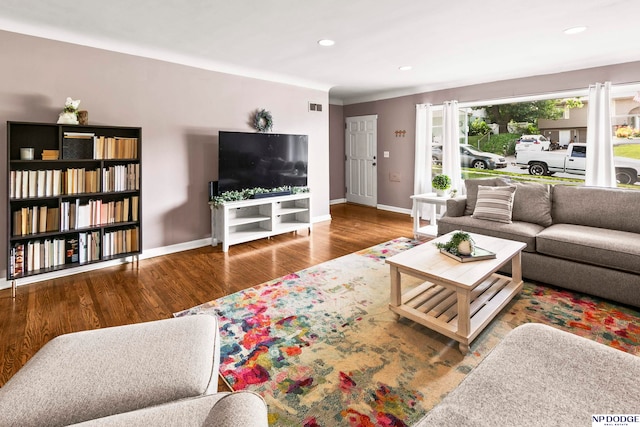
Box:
345;115;377;206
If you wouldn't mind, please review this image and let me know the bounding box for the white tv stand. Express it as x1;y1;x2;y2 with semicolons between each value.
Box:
210;193;312;252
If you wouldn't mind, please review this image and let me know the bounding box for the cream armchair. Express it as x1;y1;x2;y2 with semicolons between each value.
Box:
0;315;268;427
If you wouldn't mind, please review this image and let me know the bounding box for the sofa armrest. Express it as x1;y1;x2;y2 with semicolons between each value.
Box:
445;196;467;217
70;392;269;427
209;391;269;427
0;315;220;427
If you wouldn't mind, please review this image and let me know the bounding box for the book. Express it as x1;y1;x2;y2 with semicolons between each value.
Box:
79;233;87;264
131;196;139;221
45;170;53;197
439;246;496;263
21;170;29;198
10;171;15;199
42;149;60;160
39;205;48;233
30;205;38;235
36;170;46;197
13;210;21;236
13;243;25;276
65;237;79;264
28;170;37;197
47;207;59;232
15;170;22;198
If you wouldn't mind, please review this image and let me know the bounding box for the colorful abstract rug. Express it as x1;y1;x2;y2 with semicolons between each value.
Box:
175;238;640;426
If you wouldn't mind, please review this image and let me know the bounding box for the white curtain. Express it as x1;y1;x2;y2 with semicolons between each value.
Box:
414;104;432;219
442;100;463;193
586;81;616;188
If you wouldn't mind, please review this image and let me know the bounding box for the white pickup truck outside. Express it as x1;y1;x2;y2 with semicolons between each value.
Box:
515;143;640;184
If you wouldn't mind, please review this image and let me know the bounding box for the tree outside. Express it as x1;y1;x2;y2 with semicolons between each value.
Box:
472;99;584;134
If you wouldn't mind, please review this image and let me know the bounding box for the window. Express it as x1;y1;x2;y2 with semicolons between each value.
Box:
419;83;640;189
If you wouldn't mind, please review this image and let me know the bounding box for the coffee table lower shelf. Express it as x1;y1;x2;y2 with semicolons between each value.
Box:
389;273;522;353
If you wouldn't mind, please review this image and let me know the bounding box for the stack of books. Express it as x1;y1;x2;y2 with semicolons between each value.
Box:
41;149;59;160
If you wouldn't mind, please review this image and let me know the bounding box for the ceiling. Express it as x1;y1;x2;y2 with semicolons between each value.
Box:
1;0;639;104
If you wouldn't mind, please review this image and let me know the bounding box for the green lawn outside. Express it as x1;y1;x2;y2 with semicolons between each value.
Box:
614;143;640;159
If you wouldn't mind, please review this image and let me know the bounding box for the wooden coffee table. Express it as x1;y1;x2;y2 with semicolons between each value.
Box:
386;232;526;353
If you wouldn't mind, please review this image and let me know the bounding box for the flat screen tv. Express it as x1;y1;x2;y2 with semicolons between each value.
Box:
217;131;308;195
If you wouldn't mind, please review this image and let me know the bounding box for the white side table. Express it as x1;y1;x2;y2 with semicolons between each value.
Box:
411;193;449;238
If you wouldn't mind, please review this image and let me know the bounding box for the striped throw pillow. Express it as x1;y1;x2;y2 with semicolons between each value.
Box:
472;185;517;223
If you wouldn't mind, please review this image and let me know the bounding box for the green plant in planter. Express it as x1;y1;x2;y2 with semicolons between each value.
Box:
432;174;452;191
435;231;475;256
210;186;310;207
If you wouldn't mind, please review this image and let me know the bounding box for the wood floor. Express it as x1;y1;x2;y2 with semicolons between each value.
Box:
0;203;414;387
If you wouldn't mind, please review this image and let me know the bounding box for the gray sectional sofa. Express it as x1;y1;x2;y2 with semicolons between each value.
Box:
437;178;640;308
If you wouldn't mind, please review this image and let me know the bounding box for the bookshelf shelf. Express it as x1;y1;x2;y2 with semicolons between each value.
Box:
6;121;142;285
211;193;311;252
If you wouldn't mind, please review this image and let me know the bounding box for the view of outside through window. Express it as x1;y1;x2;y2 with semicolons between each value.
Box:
431;87;640;190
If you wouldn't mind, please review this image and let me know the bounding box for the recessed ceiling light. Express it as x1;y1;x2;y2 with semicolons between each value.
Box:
399;65;413;71
318;39;335;47
564;26;587;35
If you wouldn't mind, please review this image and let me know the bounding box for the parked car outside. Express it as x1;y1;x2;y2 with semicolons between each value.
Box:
515;142;640;184
431;144;507;169
515;134;551;155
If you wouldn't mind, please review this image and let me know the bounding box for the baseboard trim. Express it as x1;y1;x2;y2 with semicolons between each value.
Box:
330;198;346;205
0;215;333;291
377;204;411;215
313;214;332;223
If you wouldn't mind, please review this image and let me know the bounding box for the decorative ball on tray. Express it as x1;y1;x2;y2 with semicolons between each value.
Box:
435;231;474;256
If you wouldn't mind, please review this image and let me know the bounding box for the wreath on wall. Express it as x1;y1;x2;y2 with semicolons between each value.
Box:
254;109;273;132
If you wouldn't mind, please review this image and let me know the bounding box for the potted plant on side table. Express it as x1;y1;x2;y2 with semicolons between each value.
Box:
432;174;452;197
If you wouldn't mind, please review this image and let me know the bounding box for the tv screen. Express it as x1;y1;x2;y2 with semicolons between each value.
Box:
218;131;308;195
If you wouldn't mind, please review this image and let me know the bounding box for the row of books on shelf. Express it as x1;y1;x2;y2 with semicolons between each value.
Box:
9;226;139;277
62;132;139;160
12;196;139;236
103;227;140;257
10;164;140;199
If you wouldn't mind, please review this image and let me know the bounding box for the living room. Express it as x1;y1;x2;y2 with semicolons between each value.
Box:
1;2;640;426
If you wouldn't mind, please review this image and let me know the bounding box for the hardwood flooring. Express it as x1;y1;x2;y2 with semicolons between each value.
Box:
0;203;414;387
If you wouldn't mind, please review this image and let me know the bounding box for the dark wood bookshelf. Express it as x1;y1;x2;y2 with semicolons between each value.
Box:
6;121;142;283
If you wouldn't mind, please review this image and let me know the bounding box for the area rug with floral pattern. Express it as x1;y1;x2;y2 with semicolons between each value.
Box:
175;237;640;426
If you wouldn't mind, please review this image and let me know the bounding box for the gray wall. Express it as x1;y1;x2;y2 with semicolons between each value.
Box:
342;61;640;211
0;30;330;272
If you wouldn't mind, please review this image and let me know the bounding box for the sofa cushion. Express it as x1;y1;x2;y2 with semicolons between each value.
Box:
463;177;511;216
552;185;640;233
537;224;640;274
511;182;552;227
437;215;543;253
472;185;516;223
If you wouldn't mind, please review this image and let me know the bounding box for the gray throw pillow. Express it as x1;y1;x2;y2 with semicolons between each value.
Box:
511;182;553;226
472;185;517;223
464;177;511;216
